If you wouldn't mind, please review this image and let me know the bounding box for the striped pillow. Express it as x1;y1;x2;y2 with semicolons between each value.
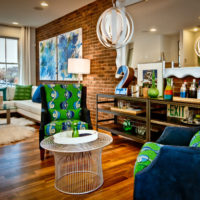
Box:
14;85;32;100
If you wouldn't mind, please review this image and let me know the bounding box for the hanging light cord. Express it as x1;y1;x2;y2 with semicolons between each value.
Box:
112;0;117;7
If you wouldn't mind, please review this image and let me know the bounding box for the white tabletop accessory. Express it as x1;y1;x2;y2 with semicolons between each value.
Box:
53;130;98;144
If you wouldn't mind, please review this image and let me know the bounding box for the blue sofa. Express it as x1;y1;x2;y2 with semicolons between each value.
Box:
134;126;200;200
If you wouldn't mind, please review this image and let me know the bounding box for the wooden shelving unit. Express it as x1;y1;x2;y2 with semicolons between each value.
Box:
96;94;150;144
96;94;200;144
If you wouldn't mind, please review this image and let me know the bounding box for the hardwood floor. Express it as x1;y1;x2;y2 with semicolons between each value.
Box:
0;124;141;200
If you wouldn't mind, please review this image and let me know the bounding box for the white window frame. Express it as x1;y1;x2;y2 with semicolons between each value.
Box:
0;36;19;86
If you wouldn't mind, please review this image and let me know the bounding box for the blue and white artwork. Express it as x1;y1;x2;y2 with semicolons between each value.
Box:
57;28;82;81
39;37;57;80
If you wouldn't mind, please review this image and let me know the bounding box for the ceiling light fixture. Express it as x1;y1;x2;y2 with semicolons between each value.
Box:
150;28;157;32
96;0;134;49
41;2;48;7
193;27;199;32
12;22;19;25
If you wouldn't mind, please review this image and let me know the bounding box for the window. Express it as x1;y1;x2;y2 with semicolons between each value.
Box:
0;37;19;86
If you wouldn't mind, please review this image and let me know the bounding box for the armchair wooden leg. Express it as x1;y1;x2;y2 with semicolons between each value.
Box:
40;148;45;161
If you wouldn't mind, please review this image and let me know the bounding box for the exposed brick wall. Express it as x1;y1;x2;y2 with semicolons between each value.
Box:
36;0;118;126
35;0;200;127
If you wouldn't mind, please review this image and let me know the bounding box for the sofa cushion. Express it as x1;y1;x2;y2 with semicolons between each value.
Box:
134;142;163;176
156;126;200;146
14;100;41;115
6;86;16;100
0;87;7;101
14;85;32;100
189;131;200;147
45;119;88;136
32;85;42;103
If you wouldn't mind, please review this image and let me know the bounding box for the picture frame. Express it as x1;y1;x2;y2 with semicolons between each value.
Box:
137;62;164;96
39;37;57;81
39;28;83;81
57;28;83;81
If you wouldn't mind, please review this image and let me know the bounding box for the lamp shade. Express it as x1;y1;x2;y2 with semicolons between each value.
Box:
68;58;90;74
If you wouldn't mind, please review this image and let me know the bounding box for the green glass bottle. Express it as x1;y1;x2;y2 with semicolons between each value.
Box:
72;123;79;137
148;70;159;98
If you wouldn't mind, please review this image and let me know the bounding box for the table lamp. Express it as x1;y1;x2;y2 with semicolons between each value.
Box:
68;58;90;84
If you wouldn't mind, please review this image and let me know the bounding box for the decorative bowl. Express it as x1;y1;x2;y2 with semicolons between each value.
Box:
53;130;98;144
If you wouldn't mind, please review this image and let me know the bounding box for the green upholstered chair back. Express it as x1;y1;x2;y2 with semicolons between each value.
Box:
43;84;83;121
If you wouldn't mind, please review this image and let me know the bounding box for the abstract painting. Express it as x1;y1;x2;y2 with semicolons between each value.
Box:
39;37;57;80
57;28;82;81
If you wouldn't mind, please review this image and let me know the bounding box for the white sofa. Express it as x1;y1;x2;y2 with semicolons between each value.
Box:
1;86;41;122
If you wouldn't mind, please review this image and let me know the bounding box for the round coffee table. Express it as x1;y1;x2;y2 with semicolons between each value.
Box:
40;131;112;194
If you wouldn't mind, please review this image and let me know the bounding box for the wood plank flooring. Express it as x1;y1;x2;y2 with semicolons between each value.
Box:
0;124;141;200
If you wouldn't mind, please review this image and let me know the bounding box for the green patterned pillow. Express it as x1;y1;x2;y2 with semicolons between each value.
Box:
48;108;81;121
189;131;200;147
134;142;163;176
14;85;32;100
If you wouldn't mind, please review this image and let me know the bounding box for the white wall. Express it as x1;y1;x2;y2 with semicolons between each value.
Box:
0;25;21;38
183;30;196;66
160;34;179;63
0;25;36;85
130;32;179;68
132;32;161;68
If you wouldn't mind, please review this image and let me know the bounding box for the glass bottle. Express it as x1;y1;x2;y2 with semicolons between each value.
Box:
197;81;200;99
164;78;173;100
189;79;197;98
148;70;159;98
180;83;186;98
72;123;79;137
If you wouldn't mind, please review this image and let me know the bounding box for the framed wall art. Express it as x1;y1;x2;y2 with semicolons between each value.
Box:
39;37;57;80
57;28;82;81
137;62;164;96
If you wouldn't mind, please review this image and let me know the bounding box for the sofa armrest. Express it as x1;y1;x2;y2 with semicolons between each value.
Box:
81;107;92;129
156;126;200;146
134;145;200;200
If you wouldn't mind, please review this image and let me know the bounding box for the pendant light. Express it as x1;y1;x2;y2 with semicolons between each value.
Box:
96;0;134;49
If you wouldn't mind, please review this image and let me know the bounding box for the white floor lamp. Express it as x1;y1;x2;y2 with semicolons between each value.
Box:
68;58;91;84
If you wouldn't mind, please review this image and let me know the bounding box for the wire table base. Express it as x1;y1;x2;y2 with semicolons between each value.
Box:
54;150;103;194
40;132;113;194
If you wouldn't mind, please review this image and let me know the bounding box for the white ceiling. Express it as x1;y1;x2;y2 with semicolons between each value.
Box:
127;0;200;35
0;0;95;28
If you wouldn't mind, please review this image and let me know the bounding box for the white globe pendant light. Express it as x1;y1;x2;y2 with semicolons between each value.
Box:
96;1;134;49
195;37;200;57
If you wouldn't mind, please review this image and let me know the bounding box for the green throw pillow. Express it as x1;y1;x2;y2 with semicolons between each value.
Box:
189;131;200;147
0;87;7;101
134;142;163;176
14;85;32;100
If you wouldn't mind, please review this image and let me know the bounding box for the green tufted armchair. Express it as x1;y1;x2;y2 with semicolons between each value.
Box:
39;84;92;160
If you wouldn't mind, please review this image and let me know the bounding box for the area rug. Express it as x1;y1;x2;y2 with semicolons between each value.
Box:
0;117;35;145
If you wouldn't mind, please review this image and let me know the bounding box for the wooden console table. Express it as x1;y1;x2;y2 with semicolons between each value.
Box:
96;94;200;144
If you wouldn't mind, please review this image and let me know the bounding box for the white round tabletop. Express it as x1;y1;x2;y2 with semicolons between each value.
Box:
40;132;113;153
